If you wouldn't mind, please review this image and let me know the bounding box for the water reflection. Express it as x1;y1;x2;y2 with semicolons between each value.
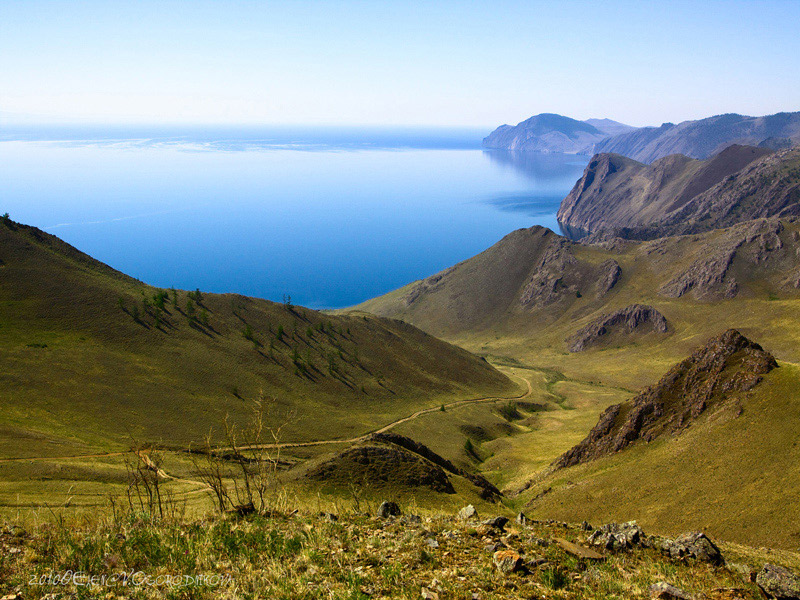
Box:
482;149;588;185
480;150;587;227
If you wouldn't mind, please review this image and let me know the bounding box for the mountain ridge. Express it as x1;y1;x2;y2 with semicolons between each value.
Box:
594;111;800;163
482;113;635;154
557;145;800;239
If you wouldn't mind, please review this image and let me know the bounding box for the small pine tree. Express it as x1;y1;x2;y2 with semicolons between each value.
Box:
186;298;196;320
118;297;126;312
200;309;210;327
132;305;140;322
276;325;284;340
171;287;178;308
1;213;10;227
243;324;254;340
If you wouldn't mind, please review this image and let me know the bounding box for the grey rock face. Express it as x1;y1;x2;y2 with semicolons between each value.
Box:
756;564;800;599
652;531;724;565
566;304;668;352
458;505;477;520
649;581;693;599
588;521;645;551
482;516;509;531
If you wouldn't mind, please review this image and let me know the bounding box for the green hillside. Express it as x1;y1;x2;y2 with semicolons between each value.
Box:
0;218;516;459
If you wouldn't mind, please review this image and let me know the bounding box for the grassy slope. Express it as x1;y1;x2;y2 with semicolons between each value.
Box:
522;362;800;549
0;220;516;459
354;220;800;391
3;510;786;600
353;220;800;548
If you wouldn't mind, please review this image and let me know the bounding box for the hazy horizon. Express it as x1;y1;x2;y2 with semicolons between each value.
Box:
3;0;799;129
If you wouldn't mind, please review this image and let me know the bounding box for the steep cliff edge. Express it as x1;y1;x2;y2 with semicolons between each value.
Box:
557;145;800;239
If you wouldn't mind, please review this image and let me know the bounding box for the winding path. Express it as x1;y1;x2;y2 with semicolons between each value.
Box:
0;368;534;461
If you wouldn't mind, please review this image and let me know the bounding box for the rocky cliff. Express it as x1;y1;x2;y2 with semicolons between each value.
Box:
555;330;778;469
557;146;800;239
566;304;668;352
593;111;800;164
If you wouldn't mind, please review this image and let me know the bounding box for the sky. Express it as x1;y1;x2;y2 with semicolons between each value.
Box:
2;0;799;128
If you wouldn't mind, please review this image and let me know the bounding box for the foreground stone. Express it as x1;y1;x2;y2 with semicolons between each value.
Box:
483;516;509;531
588;521;644;550
493;550;523;574
654;532;724;565
756;564;800;599
458;505;477;520
555;537;604;561
377;501;401;518
649;581;693;599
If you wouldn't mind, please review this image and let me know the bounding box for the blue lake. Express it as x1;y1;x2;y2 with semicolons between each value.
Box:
0;127;588;308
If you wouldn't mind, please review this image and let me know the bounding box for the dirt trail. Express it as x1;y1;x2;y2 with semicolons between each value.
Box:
0;368;534;460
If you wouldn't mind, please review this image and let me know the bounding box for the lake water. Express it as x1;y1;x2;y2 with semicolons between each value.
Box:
0;127;588;308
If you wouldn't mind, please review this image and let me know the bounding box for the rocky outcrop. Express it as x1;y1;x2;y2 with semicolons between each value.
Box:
555;330;777;469
566;304;668;352
757;564;800;599
596;259;621;297
557;145;778;239
483;113;634;155
656;219;791;299
594;111;800;164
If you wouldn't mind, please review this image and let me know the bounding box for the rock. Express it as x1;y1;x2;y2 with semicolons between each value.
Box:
581;520;593;531
484;542;506;553
458;505;478;520
425;538;439;549
377;501;401;518
566;304;668;352
587;521;644;551
483;516;509;531
493;550;523;574
649;581;693;599
756;563;800;599
652;532;723;565
421;587;439;600
516;512;528;526
555;537;605;560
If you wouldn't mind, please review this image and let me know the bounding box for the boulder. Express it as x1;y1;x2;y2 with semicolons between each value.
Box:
649;581;693;599
516;512;528;526
458;505;478;520
654;531;723;565
756;564;800;599
483;516;509;531
377;501;401;518
588;521;645;551
493;550;523;574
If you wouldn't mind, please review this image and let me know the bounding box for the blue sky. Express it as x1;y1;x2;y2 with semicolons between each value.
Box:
2;0;799;127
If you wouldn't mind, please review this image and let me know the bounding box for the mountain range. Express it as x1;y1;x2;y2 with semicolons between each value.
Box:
482;113;635;154
557;144;800;239
484;110;800;163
